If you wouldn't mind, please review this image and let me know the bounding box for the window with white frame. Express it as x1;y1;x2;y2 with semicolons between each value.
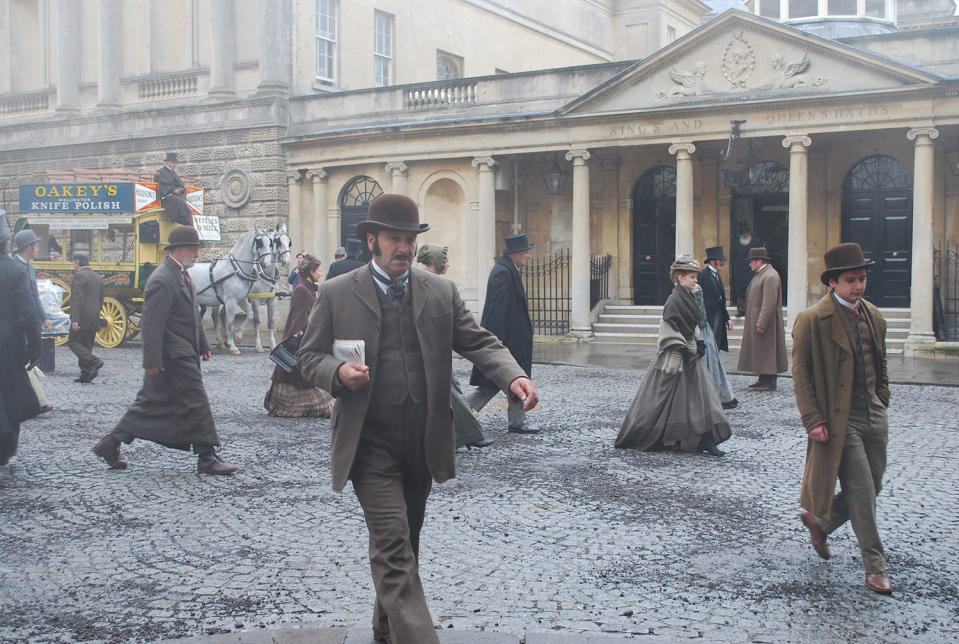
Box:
373;10;393;87
315;0;337;83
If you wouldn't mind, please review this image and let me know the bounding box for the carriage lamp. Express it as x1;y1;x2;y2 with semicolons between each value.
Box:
542;153;569;196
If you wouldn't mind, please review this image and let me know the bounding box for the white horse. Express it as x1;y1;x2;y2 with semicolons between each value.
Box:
189;227;273;355
233;223;293;352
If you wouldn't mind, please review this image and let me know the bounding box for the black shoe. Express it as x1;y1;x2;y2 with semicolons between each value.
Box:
87;359;104;382
698;434;725;457
470;438;496;448
508;424;540;434
75;375;91;383
722;398;739;410
197;450;239;475
38;405;54;414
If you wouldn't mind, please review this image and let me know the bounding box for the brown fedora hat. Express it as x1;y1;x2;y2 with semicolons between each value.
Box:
164;225;203;250
355;194;430;237
747;247;771;262
820;242;874;285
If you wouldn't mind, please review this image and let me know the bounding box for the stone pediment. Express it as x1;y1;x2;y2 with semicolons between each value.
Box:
558;10;941;115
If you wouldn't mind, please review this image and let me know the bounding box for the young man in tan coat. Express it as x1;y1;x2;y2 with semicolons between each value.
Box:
792;242;892;594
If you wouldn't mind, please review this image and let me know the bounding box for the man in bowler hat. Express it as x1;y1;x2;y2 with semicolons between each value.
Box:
326;237;367;279
793;242;892;594
297;194;538;643
469;233;538;433
92;226;238;475
156;152;193;226
68;253;105;383
737;247;787;391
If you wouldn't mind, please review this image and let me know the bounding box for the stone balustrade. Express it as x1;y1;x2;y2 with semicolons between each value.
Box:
0;90;52;117
136;72;199;100
406;81;478;108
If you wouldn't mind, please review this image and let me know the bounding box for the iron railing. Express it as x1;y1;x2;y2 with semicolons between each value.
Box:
522;249;570;336
934;242;958;341
590;254;613;310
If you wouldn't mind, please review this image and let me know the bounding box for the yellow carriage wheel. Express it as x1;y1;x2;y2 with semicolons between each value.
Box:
49;276;72;347
125;310;141;340
95;297;128;348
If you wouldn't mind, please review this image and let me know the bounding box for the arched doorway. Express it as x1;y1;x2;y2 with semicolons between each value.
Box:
842;155;912;307
728;160;790;306
340;175;384;262
632;166;676;305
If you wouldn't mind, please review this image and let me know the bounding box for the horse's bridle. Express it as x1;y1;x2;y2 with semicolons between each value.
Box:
256;230;291;285
197;229;272;304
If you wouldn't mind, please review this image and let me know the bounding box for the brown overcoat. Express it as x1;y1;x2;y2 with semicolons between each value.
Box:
69;266;104;332
792;293;889;520
297;266;526;492
737;263;787;374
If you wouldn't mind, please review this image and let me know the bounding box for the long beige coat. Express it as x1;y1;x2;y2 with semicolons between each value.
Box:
791;294;889;520
737;263;787;374
297;266;526;492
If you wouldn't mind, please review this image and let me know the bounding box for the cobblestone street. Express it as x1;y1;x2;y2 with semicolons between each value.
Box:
1;341;957;643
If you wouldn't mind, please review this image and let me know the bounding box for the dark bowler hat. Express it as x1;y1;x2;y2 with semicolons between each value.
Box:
165;152;179;162
12;228;40;253
345;237;364;256
504;233;535;254
747;247;771;262
355;194;430;237
820;242;874;285
704;246;728;262
164;225;203;250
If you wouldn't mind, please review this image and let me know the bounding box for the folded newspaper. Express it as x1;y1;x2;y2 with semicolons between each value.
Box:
333;339;366;364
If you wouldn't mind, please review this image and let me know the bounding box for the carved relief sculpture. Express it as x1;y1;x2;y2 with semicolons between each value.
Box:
657;62;708;99
721;31;755;89
770;52;827;88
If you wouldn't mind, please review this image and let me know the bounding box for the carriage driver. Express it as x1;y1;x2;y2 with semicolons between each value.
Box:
92;226;238;475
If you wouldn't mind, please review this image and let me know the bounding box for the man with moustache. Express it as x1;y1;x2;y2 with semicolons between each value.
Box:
92;226;238;475
297;194;538;643
793;242;892;595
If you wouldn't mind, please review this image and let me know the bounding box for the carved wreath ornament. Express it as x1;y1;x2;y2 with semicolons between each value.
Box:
722;31;755;89
220;168;253;209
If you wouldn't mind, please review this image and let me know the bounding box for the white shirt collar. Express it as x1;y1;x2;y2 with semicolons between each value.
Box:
832;291;860;312
370;259;408;295
168;254;186;272
709;265;719;275
755;263;768;273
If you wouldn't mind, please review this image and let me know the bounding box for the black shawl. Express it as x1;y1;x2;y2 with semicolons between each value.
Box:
663;284;700;342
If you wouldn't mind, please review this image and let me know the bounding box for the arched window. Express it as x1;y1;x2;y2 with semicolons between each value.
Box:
339;176;383;259
843;154;911;191
635;165;676;200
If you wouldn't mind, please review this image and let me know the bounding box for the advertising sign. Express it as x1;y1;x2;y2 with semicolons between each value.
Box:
192;215;221;241
20;183;158;213
185;187;204;215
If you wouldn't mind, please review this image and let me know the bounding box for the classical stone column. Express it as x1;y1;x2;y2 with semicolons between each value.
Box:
287;173;302;257
256;0;292;97
668;142;696;257
308;170;328;264
472;156;497;314
385;162;409;195
328;207;342;259
97;0;122;110
783;134;812;334
208;0;236;99
55;0;81;114
905;127;939;352
566;149;593;337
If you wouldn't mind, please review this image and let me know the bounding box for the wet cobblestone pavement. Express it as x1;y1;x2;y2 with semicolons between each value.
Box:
1;341;957;643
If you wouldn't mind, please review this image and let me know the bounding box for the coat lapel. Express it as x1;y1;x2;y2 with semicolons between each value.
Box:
352;266;382;320
411;268;430;324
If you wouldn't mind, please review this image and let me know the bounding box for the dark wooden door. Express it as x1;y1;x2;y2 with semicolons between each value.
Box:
339;176;383;263
842;156;912;307
632;166;676;305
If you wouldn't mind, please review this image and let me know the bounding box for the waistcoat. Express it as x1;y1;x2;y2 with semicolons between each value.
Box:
836;300;883;422
369;283;427;406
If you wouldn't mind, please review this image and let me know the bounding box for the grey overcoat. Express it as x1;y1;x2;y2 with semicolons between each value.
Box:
737;264;787;375
70;266;104;332
297;266;526;492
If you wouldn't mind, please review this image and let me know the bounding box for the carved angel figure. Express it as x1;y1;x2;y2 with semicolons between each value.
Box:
658;62;707;98
771;52;818;88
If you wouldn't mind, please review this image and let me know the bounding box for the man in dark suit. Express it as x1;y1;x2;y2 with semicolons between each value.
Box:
67;253;105;383
297;195;537;644
92;226;238;475
12;229;52;413
698;246;732;352
326;237;366;279
156;152;193;226
469;233;537;434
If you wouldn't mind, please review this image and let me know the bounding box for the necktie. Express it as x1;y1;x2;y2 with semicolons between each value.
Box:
183;271;192;288
371;267;408;306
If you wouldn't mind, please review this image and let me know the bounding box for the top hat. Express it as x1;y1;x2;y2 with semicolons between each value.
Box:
345;237;364;257
704;246;728;262
12;228;40;253
503;233;535;254
747;247;771;262
333;246;347;258
165;152;179;163
355;194;430;237
820;242;874;285
736;221;751;235
0;209;10;246
164;225;203;250
670;254;702;274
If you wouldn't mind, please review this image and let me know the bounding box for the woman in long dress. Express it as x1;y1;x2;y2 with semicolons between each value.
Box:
264;254;333;418
615;255;731;456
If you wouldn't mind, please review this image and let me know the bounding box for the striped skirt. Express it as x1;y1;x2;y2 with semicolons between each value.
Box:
263;381;333;418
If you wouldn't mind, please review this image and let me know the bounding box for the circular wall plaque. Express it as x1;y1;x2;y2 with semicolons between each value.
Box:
220;168;253;208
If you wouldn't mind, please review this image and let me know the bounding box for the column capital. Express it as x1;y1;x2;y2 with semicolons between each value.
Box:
385;161;409;176
667;142;696;157
307;169;327;182
471;156;496;170
287;172;303;184
565;149;591;164
906;127;939;142
782;134;812;149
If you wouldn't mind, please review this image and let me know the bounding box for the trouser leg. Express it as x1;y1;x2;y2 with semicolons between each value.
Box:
819;418;887;573
68;329;99;373
467;387;497;412
507;395;526;428
352;401;437;644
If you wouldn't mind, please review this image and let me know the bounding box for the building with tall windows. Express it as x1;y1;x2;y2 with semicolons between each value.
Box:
1;0;958;352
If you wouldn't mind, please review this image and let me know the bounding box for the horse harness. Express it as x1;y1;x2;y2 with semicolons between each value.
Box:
195;233;272;305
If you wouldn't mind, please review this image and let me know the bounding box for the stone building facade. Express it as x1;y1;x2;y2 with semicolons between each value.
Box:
1;1;958;352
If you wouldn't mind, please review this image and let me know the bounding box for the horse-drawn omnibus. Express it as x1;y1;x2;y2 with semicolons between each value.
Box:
13;171;217;348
